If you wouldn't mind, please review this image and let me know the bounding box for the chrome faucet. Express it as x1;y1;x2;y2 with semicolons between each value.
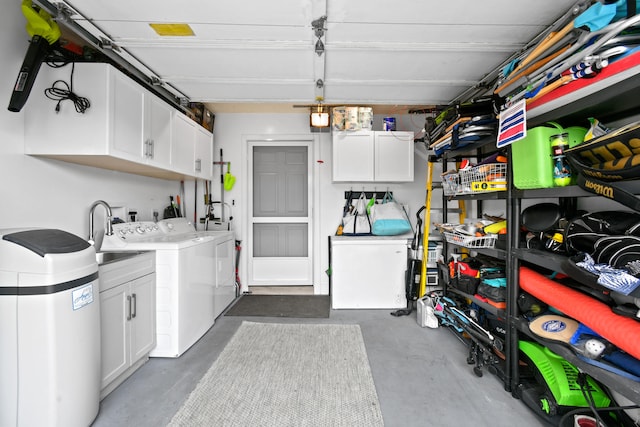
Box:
88;200;113;246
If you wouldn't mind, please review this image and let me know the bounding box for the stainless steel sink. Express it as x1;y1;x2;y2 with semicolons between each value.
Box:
95;251;146;265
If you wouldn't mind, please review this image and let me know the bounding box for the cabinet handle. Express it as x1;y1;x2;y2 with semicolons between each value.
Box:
132;293;137;319
195;158;201;172
126;295;132;321
149;140;154;160
143;140;149;158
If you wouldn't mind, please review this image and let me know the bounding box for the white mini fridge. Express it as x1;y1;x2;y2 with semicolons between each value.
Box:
330;235;409;309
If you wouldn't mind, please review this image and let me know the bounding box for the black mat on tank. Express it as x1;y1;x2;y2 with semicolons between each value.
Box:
224;295;330;318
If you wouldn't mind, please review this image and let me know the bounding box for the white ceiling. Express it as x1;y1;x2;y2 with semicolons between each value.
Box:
41;0;579;111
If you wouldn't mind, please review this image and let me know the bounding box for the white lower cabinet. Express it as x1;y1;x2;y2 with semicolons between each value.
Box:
99;252;156;399
330;236;408;309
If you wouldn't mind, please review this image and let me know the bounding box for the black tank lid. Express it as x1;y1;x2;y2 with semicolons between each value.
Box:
3;229;90;257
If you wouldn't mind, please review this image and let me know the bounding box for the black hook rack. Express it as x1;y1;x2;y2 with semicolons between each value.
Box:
343;191;391;202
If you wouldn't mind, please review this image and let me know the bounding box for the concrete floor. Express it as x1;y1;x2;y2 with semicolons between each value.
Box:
91;303;546;427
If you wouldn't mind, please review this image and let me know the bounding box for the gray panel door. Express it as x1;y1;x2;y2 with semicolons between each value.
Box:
249;143;312;285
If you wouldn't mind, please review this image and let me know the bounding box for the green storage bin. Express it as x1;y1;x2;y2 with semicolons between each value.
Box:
564;126;588;148
512;122;562;189
512;123;588;189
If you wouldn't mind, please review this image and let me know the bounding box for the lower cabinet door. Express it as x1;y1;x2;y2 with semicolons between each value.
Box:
100;285;129;389
129;273;157;362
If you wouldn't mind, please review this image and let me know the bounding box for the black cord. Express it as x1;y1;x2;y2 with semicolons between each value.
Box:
44;62;90;114
577;372;606;426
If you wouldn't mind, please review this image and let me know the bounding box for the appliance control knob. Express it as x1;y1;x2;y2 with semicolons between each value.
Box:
166;223;174;230
136;226;145;234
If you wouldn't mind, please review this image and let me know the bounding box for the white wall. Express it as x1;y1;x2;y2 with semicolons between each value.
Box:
209;113;431;294
0;5;179;244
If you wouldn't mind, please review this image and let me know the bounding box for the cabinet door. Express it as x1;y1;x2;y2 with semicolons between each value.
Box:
375;131;414;182
110;70;145;161
332;131;374;181
129;273;156;363
194;126;213;179
171;112;196;174
100;285;129;390
145;94;172;167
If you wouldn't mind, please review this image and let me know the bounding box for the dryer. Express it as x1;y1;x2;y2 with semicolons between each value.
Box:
101;218;236;358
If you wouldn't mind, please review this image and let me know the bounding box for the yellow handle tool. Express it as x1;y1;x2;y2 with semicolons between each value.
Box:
418;156;436;298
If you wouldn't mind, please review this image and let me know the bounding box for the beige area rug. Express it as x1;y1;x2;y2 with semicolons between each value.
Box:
168;321;384;427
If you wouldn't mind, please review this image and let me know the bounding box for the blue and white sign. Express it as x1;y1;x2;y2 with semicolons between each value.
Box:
497;99;527;148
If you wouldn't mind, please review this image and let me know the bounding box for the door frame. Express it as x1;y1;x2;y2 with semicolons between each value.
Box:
241;134;320;293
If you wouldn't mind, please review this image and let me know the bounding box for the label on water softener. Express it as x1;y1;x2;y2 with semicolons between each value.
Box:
72;283;94;310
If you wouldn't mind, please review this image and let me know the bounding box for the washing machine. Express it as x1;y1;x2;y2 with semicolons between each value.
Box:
101;218;236;358
0;228;100;427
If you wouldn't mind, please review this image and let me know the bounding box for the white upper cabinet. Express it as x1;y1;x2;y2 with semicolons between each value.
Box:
170;112;213;179
332;130;414;182
194;126;213;179
144;94;173;167
23;63;211;180
374;131;414;182
170;112;197;175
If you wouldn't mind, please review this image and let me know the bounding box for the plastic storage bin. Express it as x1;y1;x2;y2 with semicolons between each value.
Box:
512;122;587;189
512;122;562;189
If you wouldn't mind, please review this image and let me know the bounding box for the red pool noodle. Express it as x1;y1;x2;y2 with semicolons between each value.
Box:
520;266;640;360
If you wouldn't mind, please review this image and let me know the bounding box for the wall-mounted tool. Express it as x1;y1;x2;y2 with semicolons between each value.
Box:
8;0;61;112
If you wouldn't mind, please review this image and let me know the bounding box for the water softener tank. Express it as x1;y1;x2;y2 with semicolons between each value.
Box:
0;228;101;427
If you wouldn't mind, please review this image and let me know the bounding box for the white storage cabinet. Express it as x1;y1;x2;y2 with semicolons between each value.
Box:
332;130;414;182
171;112;213;178
24;62;212;180
330;236;408;309
99;251;156;399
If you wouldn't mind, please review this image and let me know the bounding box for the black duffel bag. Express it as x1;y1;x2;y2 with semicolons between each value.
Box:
565;211;640;274
565;120;640;212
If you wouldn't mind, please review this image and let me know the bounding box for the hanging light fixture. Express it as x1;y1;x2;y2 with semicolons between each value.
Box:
310;103;329;128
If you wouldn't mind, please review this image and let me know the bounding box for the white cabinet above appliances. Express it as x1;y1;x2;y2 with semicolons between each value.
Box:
23;62;212;180
171;112;213;179
332;130;414;182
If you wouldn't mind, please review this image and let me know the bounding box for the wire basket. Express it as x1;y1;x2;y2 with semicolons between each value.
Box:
443;231;497;249
458;163;507;194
